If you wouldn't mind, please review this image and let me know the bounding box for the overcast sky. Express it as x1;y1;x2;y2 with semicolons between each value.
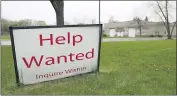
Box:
1;1;176;25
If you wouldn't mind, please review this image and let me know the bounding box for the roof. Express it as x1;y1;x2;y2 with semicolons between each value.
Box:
104;21;173;29
104;21;137;29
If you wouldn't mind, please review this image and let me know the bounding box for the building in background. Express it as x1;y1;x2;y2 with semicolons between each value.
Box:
103;20;176;37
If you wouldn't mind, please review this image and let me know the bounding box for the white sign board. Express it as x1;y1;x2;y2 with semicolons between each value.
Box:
9;24;102;85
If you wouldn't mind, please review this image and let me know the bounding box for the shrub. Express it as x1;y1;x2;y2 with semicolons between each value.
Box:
157;35;163;37
102;34;107;37
149;35;155;37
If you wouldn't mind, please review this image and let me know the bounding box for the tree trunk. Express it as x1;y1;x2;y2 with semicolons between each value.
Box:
166;22;171;39
139;26;142;36
165;0;171;39
166;13;171;39
50;0;64;26
170;22;176;37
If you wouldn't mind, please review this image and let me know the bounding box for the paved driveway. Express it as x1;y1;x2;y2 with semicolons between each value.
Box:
0;40;11;46
0;37;172;46
102;37;167;42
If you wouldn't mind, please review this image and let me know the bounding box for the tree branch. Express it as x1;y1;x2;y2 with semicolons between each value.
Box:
156;1;167;21
50;0;64;25
170;22;176;36
154;10;167;28
50;0;59;13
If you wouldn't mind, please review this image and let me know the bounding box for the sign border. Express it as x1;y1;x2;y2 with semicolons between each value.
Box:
9;24;102;87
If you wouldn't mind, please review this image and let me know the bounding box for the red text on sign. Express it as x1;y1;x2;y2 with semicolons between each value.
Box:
39;32;83;46
22;48;94;68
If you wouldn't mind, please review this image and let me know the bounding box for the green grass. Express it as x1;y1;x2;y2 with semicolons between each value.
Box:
1;40;176;95
0;35;10;40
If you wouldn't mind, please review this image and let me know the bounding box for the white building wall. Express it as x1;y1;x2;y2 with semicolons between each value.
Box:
117;32;120;37
128;28;136;37
104;28;110;36
120;32;124;37
109;29;116;37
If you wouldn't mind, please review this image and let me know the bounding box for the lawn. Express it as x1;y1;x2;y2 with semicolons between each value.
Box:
0;35;10;40
1;40;176;95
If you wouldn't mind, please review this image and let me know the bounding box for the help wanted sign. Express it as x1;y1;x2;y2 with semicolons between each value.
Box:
10;24;102;85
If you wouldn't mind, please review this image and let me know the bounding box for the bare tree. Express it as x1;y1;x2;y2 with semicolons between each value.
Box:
150;0;176;39
133;17;143;36
145;16;149;22
108;16;115;23
73;17;87;25
50;0;64;26
91;19;96;24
